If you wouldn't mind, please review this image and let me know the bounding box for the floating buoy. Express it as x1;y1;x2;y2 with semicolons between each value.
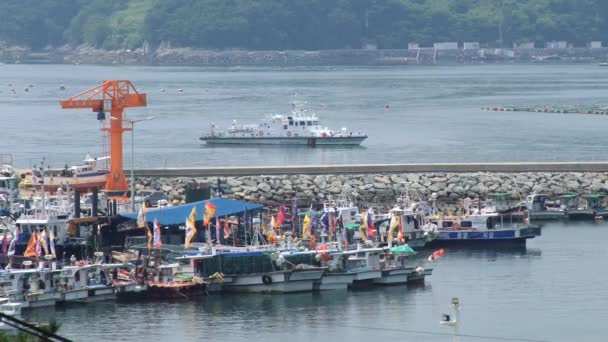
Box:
178;88;183;93
384;103;390;109
161;89;166;92
59;84;66;90
24;88;28;92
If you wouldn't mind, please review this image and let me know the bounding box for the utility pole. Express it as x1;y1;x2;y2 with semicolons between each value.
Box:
440;297;461;342
498;0;504;48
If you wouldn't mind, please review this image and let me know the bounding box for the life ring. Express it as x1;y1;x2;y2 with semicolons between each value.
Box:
287;131;292;137
262;275;272;285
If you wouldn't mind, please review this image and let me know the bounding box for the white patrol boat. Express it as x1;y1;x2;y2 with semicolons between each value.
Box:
200;104;367;146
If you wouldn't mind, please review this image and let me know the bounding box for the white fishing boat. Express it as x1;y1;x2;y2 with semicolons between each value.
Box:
343;246;383;288
374;246;432;285
200;104;367;146
198;250;325;293
427;210;541;246
525;193;566;220
312;249;355;291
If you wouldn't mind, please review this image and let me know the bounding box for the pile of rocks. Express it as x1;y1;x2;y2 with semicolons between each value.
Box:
136;171;608;208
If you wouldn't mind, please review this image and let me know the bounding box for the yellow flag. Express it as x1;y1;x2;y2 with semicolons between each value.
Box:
388;211;399;241
359;211;368;240
302;214;311;238
270;216;276;230
137;202;147;228
185;206;197;248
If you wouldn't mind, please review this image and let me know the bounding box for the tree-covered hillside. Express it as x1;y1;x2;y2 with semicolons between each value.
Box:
1;0;607;50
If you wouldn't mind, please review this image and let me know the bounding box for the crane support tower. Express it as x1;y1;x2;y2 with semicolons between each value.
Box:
60;80;147;197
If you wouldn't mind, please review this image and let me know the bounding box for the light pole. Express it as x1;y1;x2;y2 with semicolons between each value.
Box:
111;115;155;211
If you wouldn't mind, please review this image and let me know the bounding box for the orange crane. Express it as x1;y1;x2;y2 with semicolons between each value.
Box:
60;80;147;197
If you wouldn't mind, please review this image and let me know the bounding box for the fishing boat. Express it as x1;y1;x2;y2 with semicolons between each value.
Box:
560;194;599;220
427;211;541;246
343;246;383;288
196;250;325;293
525;193;566;220
381;183;438;249
146;263;207;300
199;104;367;146
30;154;108;194
373;245;431;285
310;245;355;291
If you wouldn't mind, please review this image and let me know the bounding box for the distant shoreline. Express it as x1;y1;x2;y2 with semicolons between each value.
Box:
2;45;608;67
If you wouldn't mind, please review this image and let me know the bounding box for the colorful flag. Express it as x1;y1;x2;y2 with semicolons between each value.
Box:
276;205;286;227
319;210;328;231
203;201;216;226
1;231;7;254
329;212;336;234
48;230;56;258
359;212;368;240
223;216;230;238
309;206;316;234
428;249;445;262
136;202;147;228
388;211;399;241
153;218;162;248
7;227;19;256
146;223;152;249
291;198;298;232
270;216;276;231
185;206;197;248
366;210;375;238
302;214;311;239
39;229;49;255
35;231;41;257
215;216;221;243
24;232;37;257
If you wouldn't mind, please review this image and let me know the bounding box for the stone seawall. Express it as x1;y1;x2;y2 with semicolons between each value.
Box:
137;171;608;208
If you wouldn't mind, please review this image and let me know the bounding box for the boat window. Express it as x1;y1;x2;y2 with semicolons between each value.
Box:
442;221;453;228
289;120;293;125
300;121;305;126
295;122;298;126
460;221;472;228
283;125;288;129
313;121;319;125
307;121;312;126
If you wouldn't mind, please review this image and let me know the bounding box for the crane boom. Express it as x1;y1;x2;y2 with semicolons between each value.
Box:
60;80;147;197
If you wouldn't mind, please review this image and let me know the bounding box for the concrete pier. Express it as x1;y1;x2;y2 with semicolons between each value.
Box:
134;162;608;177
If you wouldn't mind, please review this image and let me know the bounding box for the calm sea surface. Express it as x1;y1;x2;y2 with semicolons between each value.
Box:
22;222;608;342
1;63;608;168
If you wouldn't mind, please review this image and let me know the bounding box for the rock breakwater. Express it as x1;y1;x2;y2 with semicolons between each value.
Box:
137;171;608;208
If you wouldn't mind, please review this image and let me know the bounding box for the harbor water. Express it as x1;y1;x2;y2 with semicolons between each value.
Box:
22;222;608;342
1;63;608;168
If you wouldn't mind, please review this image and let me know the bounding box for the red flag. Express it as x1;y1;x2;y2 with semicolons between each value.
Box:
23;232;37;257
223;216;230;238
1;231;7;254
329;212;336;233
428;249;445;262
276;205;286;227
146;224;152;249
215;216;221;243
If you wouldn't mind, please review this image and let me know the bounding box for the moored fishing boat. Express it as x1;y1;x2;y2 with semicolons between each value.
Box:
373;245;431;285
195;250;324;293
343;246;383;288
427;211;541;246
200;104;367;147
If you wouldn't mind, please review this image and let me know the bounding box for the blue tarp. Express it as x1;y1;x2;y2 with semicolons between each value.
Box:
120;198;263;226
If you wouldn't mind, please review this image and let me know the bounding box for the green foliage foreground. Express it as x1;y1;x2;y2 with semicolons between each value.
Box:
0;0;607;50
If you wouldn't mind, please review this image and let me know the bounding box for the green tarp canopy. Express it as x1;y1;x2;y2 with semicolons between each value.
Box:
344;223;360;230
389;244;416;254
